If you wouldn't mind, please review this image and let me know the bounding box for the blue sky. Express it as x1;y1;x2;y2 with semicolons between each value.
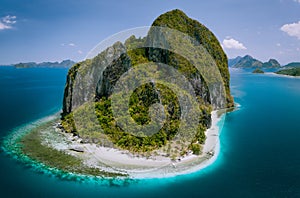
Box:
0;0;300;65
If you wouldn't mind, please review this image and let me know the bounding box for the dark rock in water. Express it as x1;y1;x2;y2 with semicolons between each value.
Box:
69;147;84;153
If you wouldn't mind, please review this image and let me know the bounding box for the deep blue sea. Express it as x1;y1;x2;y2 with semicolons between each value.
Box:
0;66;299;197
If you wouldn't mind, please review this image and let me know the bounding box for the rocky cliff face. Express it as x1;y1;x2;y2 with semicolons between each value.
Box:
62;42;129;115
146;9;233;109
61;9;234;154
62;9;234;116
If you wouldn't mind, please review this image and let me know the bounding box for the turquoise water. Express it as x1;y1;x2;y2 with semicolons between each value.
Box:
0;67;299;197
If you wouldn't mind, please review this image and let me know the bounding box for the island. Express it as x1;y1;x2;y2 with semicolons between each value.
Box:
283;62;300;69
252;68;264;74
3;9;234;180
229;55;281;69
275;68;300;77
14;60;75;68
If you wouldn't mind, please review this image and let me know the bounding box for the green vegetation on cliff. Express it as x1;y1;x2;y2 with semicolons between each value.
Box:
151;9;234;107
61;9;233;156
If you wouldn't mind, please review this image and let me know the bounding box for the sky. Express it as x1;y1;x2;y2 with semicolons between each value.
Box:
0;0;300;65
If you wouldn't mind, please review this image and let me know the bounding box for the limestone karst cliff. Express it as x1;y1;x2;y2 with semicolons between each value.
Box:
61;9;234;154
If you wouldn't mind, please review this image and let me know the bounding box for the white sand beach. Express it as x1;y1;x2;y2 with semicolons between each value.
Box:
43;111;224;179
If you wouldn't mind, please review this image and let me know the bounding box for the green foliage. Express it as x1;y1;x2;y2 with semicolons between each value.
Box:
94;82;182;153
129;83;160;125
61;113;76;134
276;68;300;76
68;62;81;82
151;9;233;107
60;9;233;155
125;35;148;66
190;143;201;155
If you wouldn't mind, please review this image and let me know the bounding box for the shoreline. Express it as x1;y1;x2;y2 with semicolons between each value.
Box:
1;110;225;180
263;72;300;79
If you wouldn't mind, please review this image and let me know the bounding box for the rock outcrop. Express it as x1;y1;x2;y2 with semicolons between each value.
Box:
62;42;128;115
62;9;234;116
60;9;235;154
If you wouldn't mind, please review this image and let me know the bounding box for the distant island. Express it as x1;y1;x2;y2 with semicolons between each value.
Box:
229;55;300;77
282;62;300;69
5;9;234;179
14;60;75;68
229;55;281;69
275;68;300;77
252;68;264;74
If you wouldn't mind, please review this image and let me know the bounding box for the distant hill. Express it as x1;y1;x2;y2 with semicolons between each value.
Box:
229;55;280;69
262;59;280;68
14;60;75;68
275;68;300;77
282;62;300;69
232;55;263;68
228;56;242;67
229;55;300;76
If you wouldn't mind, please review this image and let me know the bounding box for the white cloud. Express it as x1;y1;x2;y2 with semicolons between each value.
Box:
0;15;17;30
222;38;247;50
276;43;281;47
78;50;83;54
0;22;11;30
3;15;16;24
294;0;300;3
61;43;76;47
280;21;300;39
